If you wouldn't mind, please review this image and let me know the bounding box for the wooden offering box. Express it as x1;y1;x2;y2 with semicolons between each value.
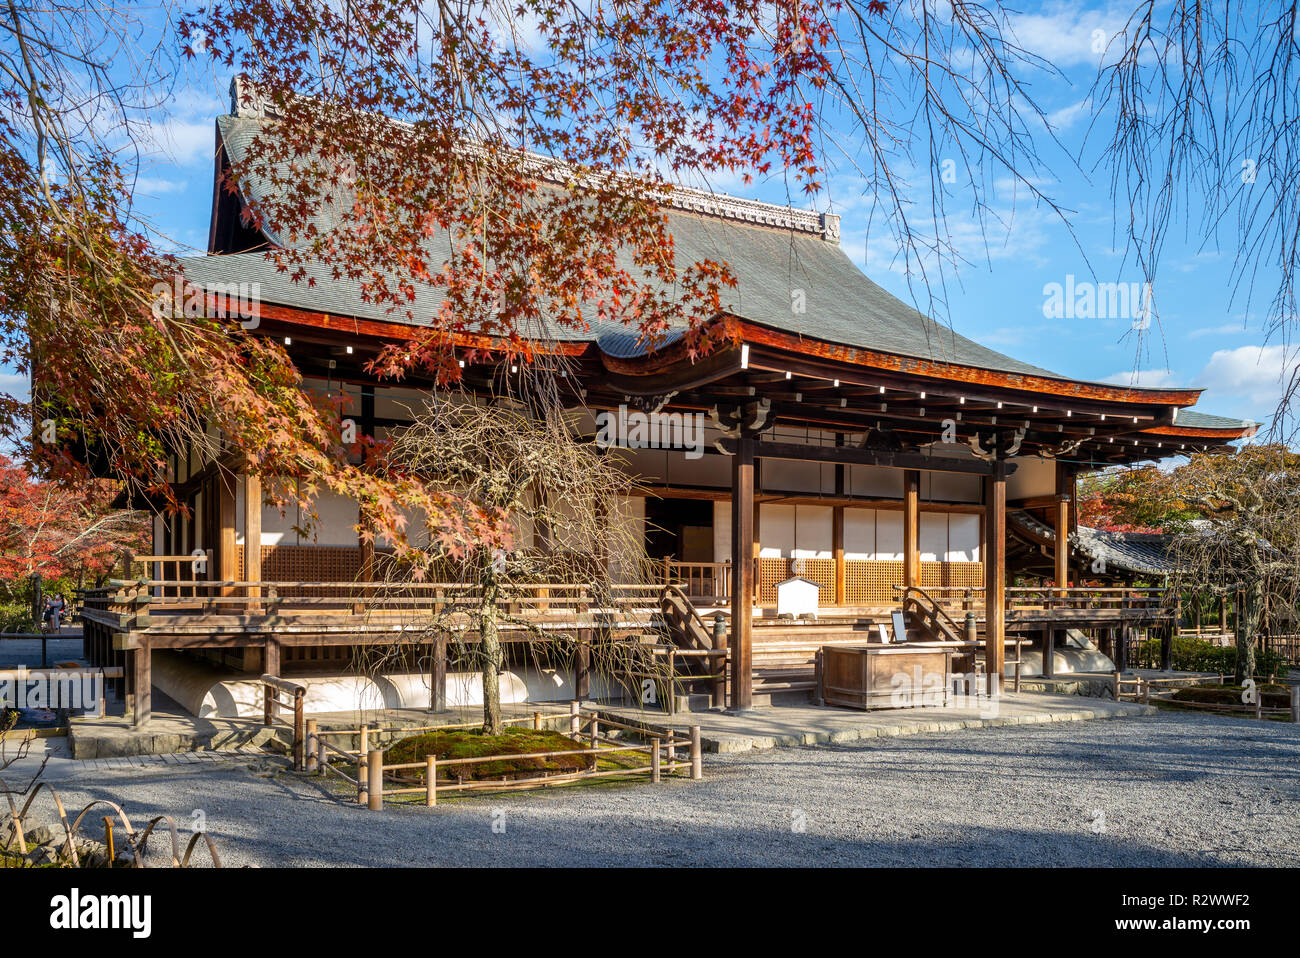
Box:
821;645;953;710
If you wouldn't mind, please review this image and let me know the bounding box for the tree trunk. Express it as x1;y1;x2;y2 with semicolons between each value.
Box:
1235;577;1263;684
479;572;503;735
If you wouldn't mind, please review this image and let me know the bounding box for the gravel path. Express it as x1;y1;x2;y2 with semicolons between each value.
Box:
18;711;1300;867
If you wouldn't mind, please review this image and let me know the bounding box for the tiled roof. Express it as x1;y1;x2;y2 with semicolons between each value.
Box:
1009;509;1173;576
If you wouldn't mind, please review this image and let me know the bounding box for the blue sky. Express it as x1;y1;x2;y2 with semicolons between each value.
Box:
4;1;1289;434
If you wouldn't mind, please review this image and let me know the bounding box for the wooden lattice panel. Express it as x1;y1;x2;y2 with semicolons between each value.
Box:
845;560;905;605
756;558;788;605
920;561;985;591
796;557;837;605
237;545;365;595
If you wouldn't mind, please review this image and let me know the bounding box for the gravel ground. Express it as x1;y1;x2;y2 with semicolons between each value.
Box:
18;710;1300;867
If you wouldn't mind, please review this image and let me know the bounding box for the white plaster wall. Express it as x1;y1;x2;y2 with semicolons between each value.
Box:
713;499;731;563
919;513;948;562
792;505;834;559
664;450;731;487
844;507;876;559
875;511;904;560
847;465;903;497
1007;456;1057;500
758;503;795;558
948;514;981;562
926;472;982;503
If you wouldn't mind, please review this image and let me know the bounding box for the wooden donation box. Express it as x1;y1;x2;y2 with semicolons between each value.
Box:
821;645;953;711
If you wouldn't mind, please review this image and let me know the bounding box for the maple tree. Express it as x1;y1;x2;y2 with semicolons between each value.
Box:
1081;446;1300;681
0;455;149;608
0;0;1081;560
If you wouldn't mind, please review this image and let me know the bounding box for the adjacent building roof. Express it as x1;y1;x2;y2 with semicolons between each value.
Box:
1009;510;1175;577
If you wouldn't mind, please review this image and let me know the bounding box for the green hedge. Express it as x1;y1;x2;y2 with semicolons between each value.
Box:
1135;635;1285;677
0;602;37;633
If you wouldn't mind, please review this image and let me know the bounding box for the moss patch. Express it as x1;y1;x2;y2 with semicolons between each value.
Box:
384;727;649;783
1170;683;1292;710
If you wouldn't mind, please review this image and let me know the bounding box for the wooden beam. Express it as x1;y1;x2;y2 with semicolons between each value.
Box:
903;470;920;589
716;438;1010;476
729;436;755;711
984;462;1007;692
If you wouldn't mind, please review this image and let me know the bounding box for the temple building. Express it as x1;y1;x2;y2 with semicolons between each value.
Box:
82;91;1257;723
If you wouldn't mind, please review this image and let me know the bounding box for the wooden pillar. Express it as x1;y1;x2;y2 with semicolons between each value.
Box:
751;494;762;606
1054;462;1071;588
359;524;375;583
903;470;920;589
832;506;846;606
218;474;237;598
243;472;262;608
833;437;846;606
264;638;280;677
983;461;1007;691
1043;628;1056;679
1160;622;1173;672
729;436;755;711
131;639;151;728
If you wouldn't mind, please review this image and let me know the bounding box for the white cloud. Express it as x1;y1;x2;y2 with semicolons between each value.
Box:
1046;98;1091;131
0;371;30;402
1188;323;1246;339
134;177;190;196
1007;3;1131;69
1194;345;1292;410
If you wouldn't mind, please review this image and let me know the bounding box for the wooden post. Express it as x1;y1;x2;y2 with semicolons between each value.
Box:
306;719;318;774
533;711;542;730
293;688;305;772
569;700;580;735
131;640;151;729
1113;671;1122;701
355;516;375;615
1254;688;1263;720
903;470;920;589
1054;462;1071;591
832;505;846;606
1290;686;1299;723
218;474;237;599
243;472;261;609
711;614;727;706
357;752;368;805
263;683;274;727
651;735;661;783
1043;628;1056;680
1160;623;1173;672
264;638;280;680
729;435;755;711
367;748;383;811
318;731;327;775
690;726;702;780
983;461;1007;693
1117;624;1130;672
425;755;437;807
588;716;599;770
